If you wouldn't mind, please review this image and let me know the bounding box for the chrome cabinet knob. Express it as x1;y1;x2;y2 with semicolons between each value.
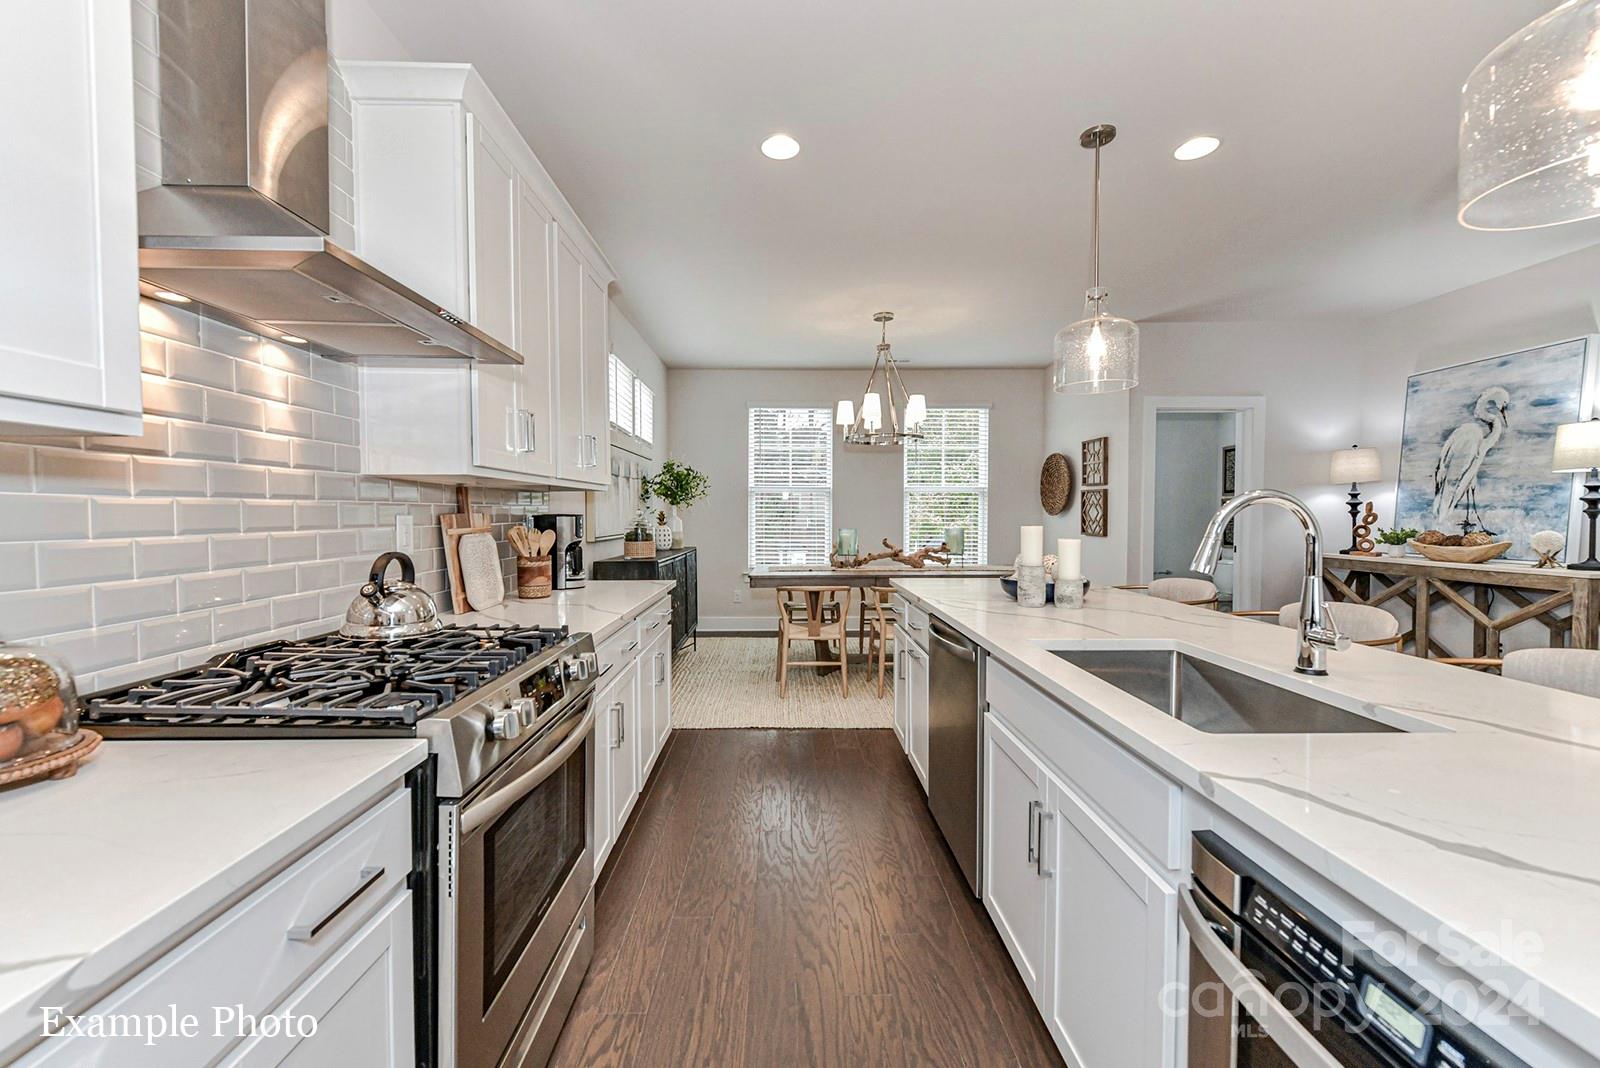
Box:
486;706;523;741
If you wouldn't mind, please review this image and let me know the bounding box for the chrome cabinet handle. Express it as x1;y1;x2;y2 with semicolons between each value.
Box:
287;866;385;942
1037;809;1055;877
611;701;624;746
654;652;665;685
623;640;639;655
1026;799;1039;867
524;410;536;453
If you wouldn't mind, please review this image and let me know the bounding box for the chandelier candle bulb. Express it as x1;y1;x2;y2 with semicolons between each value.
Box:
835;399;854;427
861;392;882;431
1020;526;1044;567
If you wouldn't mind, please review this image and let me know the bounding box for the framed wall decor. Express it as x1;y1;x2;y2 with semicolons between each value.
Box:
1081;488;1108;537
1221;445;1236;495
1393;337;1598;559
1082;436;1108;486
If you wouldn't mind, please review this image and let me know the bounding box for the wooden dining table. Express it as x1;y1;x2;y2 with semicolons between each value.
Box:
747;563;1014;673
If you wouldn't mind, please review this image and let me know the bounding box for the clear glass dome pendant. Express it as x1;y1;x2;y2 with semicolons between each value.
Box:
1054;124;1139;394
1460;0;1600;230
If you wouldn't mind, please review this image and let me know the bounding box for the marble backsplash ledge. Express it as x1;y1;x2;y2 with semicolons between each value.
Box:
0;299;547;693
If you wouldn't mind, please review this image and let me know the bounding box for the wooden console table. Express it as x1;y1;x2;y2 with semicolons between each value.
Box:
1323;552;1600;658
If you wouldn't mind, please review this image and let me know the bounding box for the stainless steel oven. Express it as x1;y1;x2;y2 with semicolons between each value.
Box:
1182;832;1526;1068
439;693;595;1068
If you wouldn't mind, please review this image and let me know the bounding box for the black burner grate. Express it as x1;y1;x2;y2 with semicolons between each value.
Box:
85;623;570;731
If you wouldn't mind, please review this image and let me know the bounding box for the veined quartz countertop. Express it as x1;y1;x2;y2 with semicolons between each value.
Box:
0;738;427;1063
890;578;1600;1060
441;579;674;643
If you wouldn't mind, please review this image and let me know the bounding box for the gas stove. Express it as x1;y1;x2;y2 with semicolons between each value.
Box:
84;623;600;798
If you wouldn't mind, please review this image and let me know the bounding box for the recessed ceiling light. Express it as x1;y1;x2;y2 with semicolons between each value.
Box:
279;334;308;344
761;133;800;160
152;289;192;303
1173;136;1221;161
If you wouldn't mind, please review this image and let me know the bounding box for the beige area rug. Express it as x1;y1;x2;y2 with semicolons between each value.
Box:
671;635;895;729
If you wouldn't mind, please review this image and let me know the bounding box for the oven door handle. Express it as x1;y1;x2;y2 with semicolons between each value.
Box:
1178;885;1342;1068
461;704;595;836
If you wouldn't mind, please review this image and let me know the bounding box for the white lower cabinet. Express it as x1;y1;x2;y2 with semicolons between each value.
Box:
606;659;641;838
984;704;1179;1067
640;623;672;780
223;891;414;1067
892;628;910;749
907;639;930;792
590;598;674;877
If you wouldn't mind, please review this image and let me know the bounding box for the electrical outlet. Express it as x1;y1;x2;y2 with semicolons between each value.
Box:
732;588;745;605
395;515;414;551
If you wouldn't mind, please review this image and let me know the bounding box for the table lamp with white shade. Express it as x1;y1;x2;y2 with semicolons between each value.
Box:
1330;446;1382;553
1553;418;1600;570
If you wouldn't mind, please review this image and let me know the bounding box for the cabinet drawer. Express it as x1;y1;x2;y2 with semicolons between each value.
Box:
24;789;412;1067
640;598;672;642
986;661;1180;870
596;619;641;675
899;600;930;651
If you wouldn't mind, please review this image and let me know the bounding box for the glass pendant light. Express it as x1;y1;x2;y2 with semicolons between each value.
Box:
1460;0;1600;230
1053;124;1139;394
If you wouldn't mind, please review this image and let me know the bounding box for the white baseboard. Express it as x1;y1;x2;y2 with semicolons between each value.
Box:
699;615;778;635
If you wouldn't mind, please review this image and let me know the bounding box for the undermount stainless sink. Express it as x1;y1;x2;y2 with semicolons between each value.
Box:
1053;649;1402;734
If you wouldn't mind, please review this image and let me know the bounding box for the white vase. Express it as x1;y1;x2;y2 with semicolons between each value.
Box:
670;505;684;549
654;521;673;549
1376;543;1405;557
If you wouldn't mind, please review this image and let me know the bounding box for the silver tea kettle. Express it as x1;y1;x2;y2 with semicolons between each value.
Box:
340;552;443;640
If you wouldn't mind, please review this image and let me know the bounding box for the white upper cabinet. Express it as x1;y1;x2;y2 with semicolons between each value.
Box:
0;0;142;436
344;62;614;488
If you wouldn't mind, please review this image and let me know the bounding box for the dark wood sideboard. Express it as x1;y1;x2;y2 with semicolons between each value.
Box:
593;546;698;651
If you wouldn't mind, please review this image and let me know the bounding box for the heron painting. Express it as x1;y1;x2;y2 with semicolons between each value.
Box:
1394;339;1592;559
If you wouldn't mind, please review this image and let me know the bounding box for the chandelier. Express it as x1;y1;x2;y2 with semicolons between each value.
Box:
836;311;926;446
1053;123;1139;393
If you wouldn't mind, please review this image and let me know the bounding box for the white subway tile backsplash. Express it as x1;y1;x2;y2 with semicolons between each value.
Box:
0;445;32;491
241;500;296;531
297;559;341;591
358;526;396;554
167;341;235;389
317;529;360;558
42;623;140;675
94;577;178;626
178;570;243;612
142;375;205;419
87;417;170;455
262;401;314;438
0;494;90;542
295;502;339;530
204;389;264;430
257;341;311;378
1;586;94;639
92;497;174;539
94;652;180;692
0;544;37;591
316;473;357;500
169;421;238;461
138;300;199;343
140;335;167;374
268;468;317;499
132;456;208;497
288;375;337;414
271;592;321;628
38;540;135;587
138;611;214;658
135;536;210;577
237;362;290;403
269;531;319;564
238;430;293;467
358;477;391;501
176;499;241;534
215;601;272;643
36;449;131;495
198;317;265;361
391;481;421;503
334;388;359;419
206;463;268;498
244;564;297;601
339;502;376;526
291;438;337;470
311;358;358;390
209;534;271;569
313;412;358;445
319;588;353;620
335;445;362;473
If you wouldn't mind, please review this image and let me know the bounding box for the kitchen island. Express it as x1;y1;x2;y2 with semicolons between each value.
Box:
890;578;1600;1066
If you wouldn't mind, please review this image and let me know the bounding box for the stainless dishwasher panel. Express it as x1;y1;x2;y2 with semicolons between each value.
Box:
926;615;983;896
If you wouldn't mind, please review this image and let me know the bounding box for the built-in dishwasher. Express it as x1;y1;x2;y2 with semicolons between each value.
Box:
926;616;984;896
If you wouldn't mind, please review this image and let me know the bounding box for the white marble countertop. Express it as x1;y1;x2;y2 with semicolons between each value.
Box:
891;578;1600;1059
440;579;674;643
0;738;427;1063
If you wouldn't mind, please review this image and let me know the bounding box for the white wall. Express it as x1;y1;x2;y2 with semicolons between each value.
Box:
667;367;1044;626
1153;412;1233;580
326;0;412;60
1041;385;1131;585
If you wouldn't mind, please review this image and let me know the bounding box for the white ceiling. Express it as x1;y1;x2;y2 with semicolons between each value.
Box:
362;0;1600;368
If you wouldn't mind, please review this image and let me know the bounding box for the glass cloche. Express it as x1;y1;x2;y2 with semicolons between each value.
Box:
0;642;83;768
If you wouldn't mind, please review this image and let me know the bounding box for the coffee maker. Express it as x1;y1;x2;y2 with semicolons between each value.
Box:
532;514;586;589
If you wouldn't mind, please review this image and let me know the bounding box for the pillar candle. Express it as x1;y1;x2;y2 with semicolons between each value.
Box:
1020;526;1044;566
1057;538;1082;580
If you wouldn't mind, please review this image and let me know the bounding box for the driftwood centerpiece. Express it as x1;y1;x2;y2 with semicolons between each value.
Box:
830;539;951;569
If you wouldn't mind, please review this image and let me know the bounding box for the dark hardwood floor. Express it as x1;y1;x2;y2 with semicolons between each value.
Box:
549;728;1065;1067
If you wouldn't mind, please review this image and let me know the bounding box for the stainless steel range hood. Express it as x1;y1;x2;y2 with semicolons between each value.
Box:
136;0;520;365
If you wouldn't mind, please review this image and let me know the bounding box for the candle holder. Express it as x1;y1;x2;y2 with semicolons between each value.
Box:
1016;564;1047;607
1054;576;1086;610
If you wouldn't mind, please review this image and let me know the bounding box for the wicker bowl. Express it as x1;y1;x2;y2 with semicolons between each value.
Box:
1406;540;1512;564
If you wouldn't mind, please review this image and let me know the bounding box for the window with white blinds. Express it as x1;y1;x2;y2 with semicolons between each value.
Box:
608;354;635;433
904;407;989;565
748;407;833;569
635;380;655;444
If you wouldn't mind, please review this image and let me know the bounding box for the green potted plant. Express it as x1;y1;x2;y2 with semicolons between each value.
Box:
642;460;709;549
1375;527;1418;557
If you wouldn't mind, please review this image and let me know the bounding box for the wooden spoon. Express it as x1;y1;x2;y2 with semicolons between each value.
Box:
508;526;531;558
537;529;557;557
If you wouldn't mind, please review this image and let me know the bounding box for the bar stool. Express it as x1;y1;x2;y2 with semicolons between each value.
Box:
1234;601;1403;650
776;586;853;698
1114;577;1221;608
1435;648;1600;697
859;587;898;698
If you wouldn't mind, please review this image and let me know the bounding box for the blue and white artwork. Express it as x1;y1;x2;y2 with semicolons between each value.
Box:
1394;339;1591;559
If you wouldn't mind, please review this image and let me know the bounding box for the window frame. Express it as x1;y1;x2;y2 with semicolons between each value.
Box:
747;405;834;570
902;405;990;566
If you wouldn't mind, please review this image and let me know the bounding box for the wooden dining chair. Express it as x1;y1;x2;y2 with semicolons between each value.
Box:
776;585;853;698
1114;577;1222;608
860;586;898;698
1232;601;1403;650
